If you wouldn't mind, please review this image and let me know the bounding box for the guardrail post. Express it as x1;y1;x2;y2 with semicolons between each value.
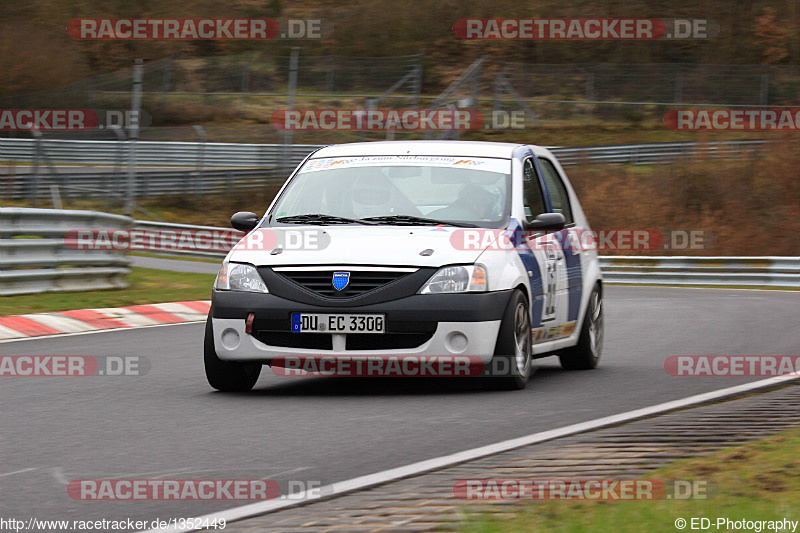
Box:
109;125;126;205
160;57;172;110
30;131;42;206
240;63;250;117
193;125;207;199
282;47;301;173
325;56;335;93
412;55;423;107
50;185;62;209
125;59;143;216
674;70;684;103
585;66;595;120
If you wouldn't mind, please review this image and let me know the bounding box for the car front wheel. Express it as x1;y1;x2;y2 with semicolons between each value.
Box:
487;289;533;390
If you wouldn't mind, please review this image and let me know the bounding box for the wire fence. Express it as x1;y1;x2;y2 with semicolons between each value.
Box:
499;62;800;124
2;54;799;142
2;53;424;111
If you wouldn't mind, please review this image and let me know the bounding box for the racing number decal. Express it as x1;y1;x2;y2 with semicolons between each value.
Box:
541;241;559;322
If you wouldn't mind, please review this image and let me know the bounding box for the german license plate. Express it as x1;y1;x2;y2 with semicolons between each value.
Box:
291;313;385;334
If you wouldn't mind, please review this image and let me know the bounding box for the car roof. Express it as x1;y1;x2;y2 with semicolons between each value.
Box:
311;140;532;159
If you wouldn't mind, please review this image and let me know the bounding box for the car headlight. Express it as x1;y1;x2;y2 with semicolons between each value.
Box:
418;264;487;294
214;263;268;293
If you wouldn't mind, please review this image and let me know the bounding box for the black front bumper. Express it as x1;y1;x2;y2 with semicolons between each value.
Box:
211;289;513;324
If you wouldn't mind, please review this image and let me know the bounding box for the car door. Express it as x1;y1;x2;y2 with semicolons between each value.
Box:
537;157;582;332
520;157;569;342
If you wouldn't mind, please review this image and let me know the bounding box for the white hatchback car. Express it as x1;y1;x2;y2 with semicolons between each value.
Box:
206;141;603;391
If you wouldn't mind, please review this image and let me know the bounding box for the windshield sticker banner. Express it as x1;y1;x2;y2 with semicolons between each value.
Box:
300;156;510;174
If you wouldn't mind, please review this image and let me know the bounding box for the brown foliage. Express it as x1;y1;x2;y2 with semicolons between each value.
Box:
755;7;791;64
0;24;89;97
565;141;800;255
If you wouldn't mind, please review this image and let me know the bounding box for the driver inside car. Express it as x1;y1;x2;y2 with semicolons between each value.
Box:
429;183;497;221
350;172;396;219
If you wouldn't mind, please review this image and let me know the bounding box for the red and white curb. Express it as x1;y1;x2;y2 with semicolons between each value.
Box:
0;301;210;341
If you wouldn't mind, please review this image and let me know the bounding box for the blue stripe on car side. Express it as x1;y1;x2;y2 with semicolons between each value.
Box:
508;219;543;328
559;229;583;321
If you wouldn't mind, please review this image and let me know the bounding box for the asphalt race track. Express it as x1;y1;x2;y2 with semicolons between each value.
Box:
1;286;798;526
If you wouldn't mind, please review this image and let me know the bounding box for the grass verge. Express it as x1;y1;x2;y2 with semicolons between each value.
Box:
461;427;800;532
0;267;214;316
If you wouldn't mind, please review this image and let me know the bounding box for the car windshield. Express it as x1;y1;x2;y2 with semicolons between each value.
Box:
269;155;512;228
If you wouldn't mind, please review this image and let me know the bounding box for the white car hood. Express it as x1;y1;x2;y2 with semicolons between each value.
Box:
227;226;491;267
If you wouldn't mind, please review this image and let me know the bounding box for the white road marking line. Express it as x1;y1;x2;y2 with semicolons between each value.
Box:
50;467;69;485
0;467;37;478
143;373;800;533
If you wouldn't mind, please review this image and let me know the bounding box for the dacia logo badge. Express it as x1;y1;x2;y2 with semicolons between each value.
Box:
332;271;350;291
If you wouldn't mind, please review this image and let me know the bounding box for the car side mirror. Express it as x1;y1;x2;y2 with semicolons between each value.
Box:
524;212;566;231
231;211;260;232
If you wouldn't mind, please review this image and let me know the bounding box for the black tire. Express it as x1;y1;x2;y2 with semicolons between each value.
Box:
559;284;603;370
486;289;533;390
204;313;261;392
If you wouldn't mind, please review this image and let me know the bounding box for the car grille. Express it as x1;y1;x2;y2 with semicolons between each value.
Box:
277;270;411;298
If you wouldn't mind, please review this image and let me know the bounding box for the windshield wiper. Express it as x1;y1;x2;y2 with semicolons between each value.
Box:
362;215;477;227
275;214;376;225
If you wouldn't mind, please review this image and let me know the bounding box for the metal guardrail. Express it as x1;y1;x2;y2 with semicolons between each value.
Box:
599;256;800;288
0;139;319;168
133;220;241;259
131;220;799;288
3;209;793;296
1;168;288;200
1;139;769;201
551;140;767;166
1;138;767;168
0;208;132;295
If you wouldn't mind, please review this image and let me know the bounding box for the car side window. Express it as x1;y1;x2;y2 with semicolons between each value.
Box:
522;158;546;219
537;158;573;224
